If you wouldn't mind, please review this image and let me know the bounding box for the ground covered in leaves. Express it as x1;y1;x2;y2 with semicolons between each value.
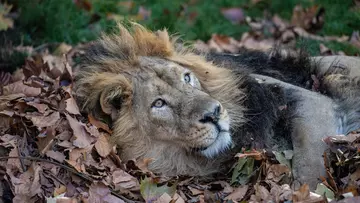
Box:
0;37;359;203
1;1;360;203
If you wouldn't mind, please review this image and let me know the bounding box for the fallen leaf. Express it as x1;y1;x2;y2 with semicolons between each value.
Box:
292;184;310;201
46;150;66;163
221;8;245;24
95;133;111;157
209;34;240;53
88;114;112;134
225;185;248;202
53;185;67;197
188;186;203;196
66;114;93;148
112;169;140;191
315;183;335;199
251;184;271;202
3;81;41;97
140;177;176;202
88;182;125;203
291;5;325;33
65;97;81;115
231;156;255;185
28;112;60;128
37;127;56;154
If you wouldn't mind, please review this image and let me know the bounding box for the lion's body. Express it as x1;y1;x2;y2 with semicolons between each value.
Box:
73;23;360;190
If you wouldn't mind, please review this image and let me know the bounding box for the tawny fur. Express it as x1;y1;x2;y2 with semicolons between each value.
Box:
73;23;245;176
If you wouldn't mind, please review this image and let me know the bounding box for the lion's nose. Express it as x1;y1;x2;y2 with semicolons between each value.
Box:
199;103;221;123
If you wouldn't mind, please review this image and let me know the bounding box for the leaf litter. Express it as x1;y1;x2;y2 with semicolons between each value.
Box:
0;4;360;203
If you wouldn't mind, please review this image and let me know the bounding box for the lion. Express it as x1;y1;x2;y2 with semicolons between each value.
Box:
72;23;360;190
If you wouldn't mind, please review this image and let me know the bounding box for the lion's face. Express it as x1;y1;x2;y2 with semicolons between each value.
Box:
132;57;231;158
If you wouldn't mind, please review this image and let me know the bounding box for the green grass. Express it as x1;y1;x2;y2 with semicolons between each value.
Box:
4;0;360;55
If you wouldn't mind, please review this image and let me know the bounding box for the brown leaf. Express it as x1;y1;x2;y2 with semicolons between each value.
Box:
65;97;81;115
154;192;185;203
291;5;325;33
46;150;66;163
209;34;240;53
235;149;264;160
28;112;60;128
188;186;203;196
8;163;43;198
57;130;72;141
88;114;112;134
3;81;41;97
112;169;140;191
54;185;67;196
27;102;49;114
240;34;274;51
266;164;291;183
225;185;248;202
292;184;310;201
37;127;56;154
7;145;22;170
95;133;111;157
88;182;125;203
22;57;45;79
136;158;154;173
66;114;93;148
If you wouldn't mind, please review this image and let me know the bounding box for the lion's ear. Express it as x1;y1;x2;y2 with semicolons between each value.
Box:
73;72;132;122
99;86;125;120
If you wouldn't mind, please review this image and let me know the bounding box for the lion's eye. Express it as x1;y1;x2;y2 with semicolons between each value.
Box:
184;73;191;83
152;99;166;108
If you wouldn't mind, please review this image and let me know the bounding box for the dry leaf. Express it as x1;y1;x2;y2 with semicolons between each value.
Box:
95;133;111;157
3;81;41;97
54;185;67;197
88;182;125;203
66;114;93;148
28;112;60;128
65;97;81;115
225;185;248;201
88;114;112;134
46;150;66;163
221;8;245;24
112;169;140;191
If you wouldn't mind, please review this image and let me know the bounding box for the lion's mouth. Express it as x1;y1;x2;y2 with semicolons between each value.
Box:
191;125;229;153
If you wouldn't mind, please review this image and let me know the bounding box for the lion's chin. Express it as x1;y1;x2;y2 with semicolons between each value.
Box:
200;131;232;158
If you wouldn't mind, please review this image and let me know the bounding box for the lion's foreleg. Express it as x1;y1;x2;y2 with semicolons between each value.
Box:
251;74;339;190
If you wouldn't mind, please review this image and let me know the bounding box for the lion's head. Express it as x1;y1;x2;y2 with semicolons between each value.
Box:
73;23;245;176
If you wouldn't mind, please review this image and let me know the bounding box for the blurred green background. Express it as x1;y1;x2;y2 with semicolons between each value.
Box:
1;0;359;55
